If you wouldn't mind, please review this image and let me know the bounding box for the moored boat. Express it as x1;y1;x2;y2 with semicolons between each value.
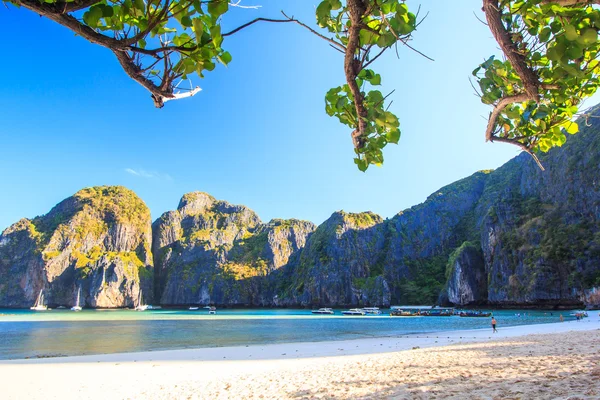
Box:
71;287;82;311
189;306;199;311
342;308;366;316
459;311;491;317
208;306;217;315
362;307;382;315
390;310;419;316
30;290;48;311
389;306;454;317
134;290;148;311
311;308;334;315
420;310;453;316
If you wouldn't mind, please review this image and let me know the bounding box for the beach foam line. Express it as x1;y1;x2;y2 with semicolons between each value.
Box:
2;311;597;365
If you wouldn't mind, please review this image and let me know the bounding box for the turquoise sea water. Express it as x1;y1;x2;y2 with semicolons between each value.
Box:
0;308;576;360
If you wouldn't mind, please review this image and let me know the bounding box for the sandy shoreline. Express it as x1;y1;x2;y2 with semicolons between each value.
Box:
1;314;598;399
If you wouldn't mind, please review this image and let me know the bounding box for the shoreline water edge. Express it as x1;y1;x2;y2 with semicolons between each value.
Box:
0;313;597;399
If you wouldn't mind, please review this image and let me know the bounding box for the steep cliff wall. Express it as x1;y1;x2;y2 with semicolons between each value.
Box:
2;111;600;308
273;211;389;307
152;192;315;305
0;186;153;308
473;110;600;307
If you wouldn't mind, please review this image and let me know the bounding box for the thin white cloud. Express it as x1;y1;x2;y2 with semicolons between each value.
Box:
125;168;173;181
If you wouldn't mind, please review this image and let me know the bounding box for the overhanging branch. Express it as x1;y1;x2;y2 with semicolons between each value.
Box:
483;0;540;100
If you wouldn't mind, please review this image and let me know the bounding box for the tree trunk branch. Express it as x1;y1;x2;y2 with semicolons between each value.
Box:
345;0;369;150
483;0;540;100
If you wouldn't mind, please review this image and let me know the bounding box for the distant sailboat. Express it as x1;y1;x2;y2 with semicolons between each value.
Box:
30;289;48;311
71;287;82;311
135;289;148;311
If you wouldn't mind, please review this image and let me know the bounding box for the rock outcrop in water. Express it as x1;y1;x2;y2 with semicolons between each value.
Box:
2;110;600;309
0;187;153;308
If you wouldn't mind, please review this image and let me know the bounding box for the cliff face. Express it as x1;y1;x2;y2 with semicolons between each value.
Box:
2;111;600;308
274;211;389;307
152;192;315;305
0;186;153;308
274;109;600;308
473;111;600;307
441;242;487;306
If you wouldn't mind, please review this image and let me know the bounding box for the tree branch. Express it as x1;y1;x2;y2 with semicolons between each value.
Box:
485;93;531;142
491;136;545;170
345;0;369;150
112;50;174;108
483;0;540;100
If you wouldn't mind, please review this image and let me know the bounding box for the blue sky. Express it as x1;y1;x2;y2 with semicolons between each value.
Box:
0;1;598;230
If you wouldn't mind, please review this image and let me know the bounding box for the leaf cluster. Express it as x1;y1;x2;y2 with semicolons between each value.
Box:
317;0;416;171
475;1;600;154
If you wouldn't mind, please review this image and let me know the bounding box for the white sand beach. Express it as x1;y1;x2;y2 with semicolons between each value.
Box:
1;314;598;399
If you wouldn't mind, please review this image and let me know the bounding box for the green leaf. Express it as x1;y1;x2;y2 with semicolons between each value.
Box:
83;6;103;28
181;16;193;28
354;158;368;172
387;129;400;144
397;3;408;15
564;24;578;41
133;0;144;11
210;25;222;48
566;42;583;59
359;29;378;46
564;121;579;134
377;33;396;48
316;1;332;27
192;18;205;38
100;4;113;18
207;0;228;18
579;28;598;45
219;51;232;65
539;27;551;42
328;0;342;10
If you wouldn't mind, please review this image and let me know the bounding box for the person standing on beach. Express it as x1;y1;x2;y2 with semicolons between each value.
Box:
491;317;498;333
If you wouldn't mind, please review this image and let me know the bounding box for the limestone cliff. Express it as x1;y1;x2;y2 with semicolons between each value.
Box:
441;242;487;306
274;211;389;307
473;109;600;307
152;192;315;305
2;109;600;309
0;186;153;308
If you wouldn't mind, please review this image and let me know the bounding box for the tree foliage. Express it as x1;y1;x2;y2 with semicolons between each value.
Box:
477;0;600;169
5;0;600;170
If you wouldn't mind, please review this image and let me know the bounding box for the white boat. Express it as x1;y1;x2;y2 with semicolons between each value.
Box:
208;306;217;315
71;287;82;311
189;306;199;311
311;308;334;314
362;307;382;315
147;305;161;310
134;290;148;311
342;308;365;316
30;289;48;311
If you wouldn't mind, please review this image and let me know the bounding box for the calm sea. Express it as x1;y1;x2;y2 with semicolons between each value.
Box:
0;308;574;360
